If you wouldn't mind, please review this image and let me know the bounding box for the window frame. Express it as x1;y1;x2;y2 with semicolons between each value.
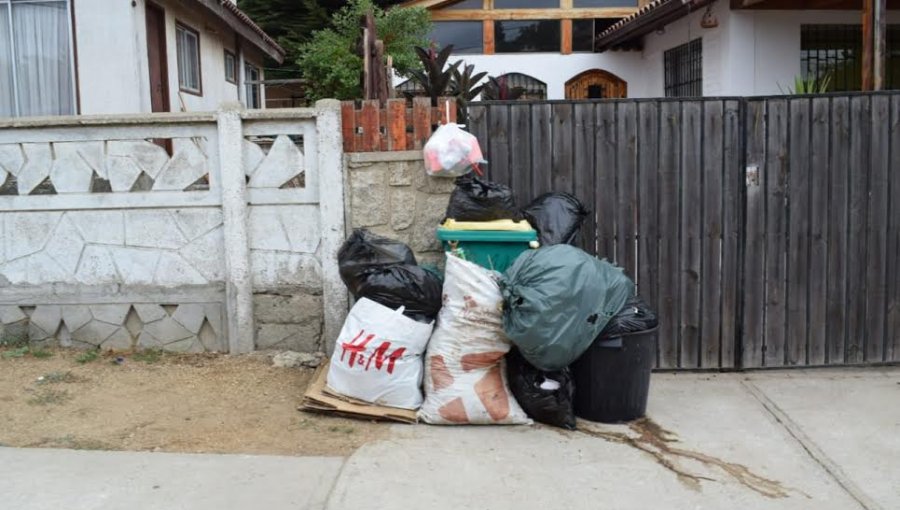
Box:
224;49;237;84
494;19;561;54
175;20;202;96
244;62;261;109
663;38;702;98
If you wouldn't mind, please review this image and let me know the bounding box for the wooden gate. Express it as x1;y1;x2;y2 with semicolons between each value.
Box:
468;94;900;369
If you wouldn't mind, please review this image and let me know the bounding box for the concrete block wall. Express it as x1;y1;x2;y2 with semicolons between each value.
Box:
343;151;453;269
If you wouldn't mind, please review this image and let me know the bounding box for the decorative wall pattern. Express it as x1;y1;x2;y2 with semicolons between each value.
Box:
244;135;306;189
0;138;211;195
0;303;225;352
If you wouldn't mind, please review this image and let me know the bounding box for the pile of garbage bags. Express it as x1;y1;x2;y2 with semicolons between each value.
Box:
323;128;657;428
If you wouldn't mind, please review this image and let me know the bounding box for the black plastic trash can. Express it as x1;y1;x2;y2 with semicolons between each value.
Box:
571;326;658;423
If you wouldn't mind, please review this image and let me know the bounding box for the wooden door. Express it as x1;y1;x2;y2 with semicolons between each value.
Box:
564;69;627;99
145;3;170;113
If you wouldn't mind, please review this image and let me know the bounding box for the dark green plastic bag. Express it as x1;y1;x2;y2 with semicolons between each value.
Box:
499;245;634;371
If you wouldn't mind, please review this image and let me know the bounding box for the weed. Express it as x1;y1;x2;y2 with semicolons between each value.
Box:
0;332;28;348
27;389;71;406
75;350;99;364
30;348;53;359
132;348;163;364
328;425;355;434
37;371;84;385
2;346;29;359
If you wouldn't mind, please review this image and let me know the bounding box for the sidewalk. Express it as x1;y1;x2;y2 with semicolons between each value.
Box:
2;367;898;510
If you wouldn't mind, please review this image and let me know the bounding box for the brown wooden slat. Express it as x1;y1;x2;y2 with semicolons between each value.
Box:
764;98;789;367
657;100;681;368
888;95;900;361
552;103;575;196
595;102;617;261
720;99;742;369
531;103;553;197
827;96;851;364
700;100;724;369
573;103;596;254
616;101;638;278
340;101;356;152
386;99;406;151
488;103;511;187
412;97;432;150
743;99;767;368
636;101;660;365
786;97;811;366
680;100;702;368
808;97;830;366
509;103;532;203
359;100;380;152
865;94;890;361
846;95;871;364
379;108;388;152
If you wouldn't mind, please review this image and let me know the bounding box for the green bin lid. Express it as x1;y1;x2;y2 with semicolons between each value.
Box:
436;227;537;242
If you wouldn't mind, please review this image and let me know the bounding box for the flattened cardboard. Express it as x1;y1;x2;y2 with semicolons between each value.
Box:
300;361;418;424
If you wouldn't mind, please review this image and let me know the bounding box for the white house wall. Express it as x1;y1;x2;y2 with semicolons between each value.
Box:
74;0;265;115
637;3;900;97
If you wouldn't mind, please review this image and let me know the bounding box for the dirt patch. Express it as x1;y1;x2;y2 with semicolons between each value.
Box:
0;349;388;456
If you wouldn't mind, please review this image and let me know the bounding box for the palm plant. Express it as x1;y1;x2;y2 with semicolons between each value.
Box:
481;76;525;101
450;62;487;124
408;45;460;106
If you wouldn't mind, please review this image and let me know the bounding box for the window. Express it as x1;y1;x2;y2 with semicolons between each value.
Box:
446;0;483;8
574;0;637;6
801;25;900;91
496;73;547;100
176;22;201;94
496;20;560;53
224;50;236;84
429;21;483;54
245;63;261;109
494;0;556;7
664;38;702;97
0;0;75;117
573;19;617;52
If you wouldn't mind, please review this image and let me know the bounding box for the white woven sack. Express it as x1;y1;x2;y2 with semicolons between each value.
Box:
418;254;530;425
327;298;433;410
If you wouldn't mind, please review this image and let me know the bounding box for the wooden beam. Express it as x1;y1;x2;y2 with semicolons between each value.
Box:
862;0;874;90
430;8;638;20
874;0;886;89
561;19;573;55
483;19;495;54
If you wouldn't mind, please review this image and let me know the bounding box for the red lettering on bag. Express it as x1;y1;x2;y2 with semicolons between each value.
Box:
341;330;406;374
365;342;407;374
341;330;375;368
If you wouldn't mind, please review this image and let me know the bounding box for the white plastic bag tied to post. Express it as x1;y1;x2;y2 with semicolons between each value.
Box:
423;123;486;178
418;254;530;425
327;298;433;410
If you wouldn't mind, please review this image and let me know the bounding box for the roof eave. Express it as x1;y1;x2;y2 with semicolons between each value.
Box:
595;0;712;52
194;0;286;63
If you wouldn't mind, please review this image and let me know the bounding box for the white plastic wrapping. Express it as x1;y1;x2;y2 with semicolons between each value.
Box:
423;123;486;177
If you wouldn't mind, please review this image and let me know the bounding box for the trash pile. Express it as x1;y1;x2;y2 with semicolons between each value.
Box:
303;126;658;428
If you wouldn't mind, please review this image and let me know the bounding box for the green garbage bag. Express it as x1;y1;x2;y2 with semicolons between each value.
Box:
499;245;634;371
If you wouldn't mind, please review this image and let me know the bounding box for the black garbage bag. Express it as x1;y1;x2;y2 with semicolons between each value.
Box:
522;192;589;246
445;173;518;222
355;264;443;323
506;348;576;430
338;229;417;295
599;294;659;337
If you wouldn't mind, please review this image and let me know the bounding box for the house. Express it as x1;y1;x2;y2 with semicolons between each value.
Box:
0;0;284;118
407;0;899;98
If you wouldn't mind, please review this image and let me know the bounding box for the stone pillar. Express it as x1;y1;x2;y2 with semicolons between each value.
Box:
217;103;255;353
315;99;348;356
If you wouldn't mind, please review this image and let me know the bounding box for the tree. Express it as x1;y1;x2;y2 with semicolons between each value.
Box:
296;0;431;100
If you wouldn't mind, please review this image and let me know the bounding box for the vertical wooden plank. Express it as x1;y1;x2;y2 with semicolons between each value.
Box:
561;19;573;55
888;95;900;361
379;109;388;152
483;20;495;55
616;101;638;278
411;97;432;150
509;103;533;204
680;100;702;368
764;98;789;367
637;101;660;364
531;103;553;197
846;95;871;363
488;103;511;187
808;97;830;366
786;97;811;366
469;104;489;162
595;102;617;261
340;101;356;152
701;100;724;369
743;99;767;369
865;94;889;361
573;103;596;254
386;99;406;151
552;103;575;195
720;99;742;369
359;99;380;152
827;97;850;364
656;100;680;368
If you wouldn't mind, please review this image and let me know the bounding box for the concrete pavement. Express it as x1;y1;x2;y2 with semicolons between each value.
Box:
2;367;898;510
